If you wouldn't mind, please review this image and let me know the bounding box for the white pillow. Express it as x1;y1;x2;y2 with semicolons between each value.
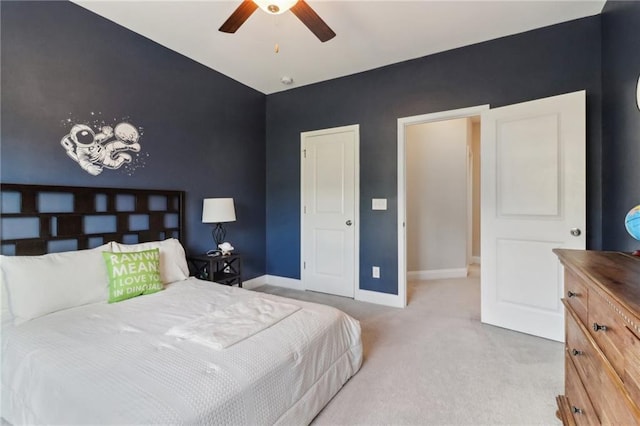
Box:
1;270;13;326
1;243;113;325
110;238;188;284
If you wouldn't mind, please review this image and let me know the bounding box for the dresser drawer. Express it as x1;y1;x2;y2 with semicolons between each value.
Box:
565;352;599;425
565;269;589;325
596;360;640;425
565;300;640;423
565;303;599;391
588;289;628;378
624;326;640;412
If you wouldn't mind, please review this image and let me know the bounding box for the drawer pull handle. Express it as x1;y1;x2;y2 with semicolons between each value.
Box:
572;406;584;415
571;348;583;356
593;322;608;332
567;291;577;298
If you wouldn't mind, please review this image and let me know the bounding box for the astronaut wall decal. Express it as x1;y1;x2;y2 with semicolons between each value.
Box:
61;121;143;176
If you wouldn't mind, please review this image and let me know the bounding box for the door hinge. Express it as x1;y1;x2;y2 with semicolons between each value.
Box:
303;261;306;269
303;149;306;158
304;205;306;214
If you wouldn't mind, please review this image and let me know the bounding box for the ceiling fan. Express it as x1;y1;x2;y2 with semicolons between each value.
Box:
219;0;336;42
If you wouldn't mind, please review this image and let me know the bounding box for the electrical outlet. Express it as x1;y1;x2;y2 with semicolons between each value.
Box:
372;266;380;278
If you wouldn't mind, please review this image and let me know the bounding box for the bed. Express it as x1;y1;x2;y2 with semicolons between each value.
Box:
0;184;363;425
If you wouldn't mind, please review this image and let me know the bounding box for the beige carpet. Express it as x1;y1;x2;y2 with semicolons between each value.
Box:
253;266;563;425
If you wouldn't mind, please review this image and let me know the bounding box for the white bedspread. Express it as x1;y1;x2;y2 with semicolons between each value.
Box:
166;297;301;349
1;278;362;425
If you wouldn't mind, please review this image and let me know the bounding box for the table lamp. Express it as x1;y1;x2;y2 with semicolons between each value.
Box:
202;198;236;251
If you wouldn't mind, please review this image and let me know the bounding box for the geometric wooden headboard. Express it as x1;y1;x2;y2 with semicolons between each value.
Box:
0;183;184;256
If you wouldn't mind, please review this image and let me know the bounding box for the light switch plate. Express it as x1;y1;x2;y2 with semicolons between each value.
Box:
372;198;387;210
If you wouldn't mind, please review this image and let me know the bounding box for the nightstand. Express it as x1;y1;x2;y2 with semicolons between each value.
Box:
187;253;242;287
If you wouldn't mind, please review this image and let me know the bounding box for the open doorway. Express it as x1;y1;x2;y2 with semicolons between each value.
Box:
405;116;480;280
397;105;489;306
398;92;585;342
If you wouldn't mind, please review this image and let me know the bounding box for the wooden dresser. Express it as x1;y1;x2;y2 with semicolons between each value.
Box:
554;249;640;425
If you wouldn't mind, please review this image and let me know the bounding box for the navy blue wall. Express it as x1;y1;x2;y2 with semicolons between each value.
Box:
265;17;603;294
601;0;640;251
7;2;635;295
0;1;267;280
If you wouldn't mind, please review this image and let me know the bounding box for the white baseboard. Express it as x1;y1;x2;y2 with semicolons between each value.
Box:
265;274;303;289
242;275;267;290
471;256;481;265
243;274;303;290
355;288;404;308
255;274;404;308
408;268;468;280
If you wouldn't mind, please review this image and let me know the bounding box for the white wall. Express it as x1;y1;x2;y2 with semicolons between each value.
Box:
406;118;469;274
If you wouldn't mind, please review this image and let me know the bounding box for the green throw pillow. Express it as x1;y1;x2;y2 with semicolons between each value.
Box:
103;248;163;303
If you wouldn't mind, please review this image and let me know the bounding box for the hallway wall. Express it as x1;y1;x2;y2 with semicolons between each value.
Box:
406;118;470;274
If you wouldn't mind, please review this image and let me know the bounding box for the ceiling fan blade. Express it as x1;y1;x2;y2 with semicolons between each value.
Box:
219;0;258;33
290;0;336;42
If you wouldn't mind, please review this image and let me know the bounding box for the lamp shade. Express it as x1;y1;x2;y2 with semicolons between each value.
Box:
202;198;236;223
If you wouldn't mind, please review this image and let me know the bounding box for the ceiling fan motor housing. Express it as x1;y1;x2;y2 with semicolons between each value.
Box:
219;0;335;43
254;0;298;15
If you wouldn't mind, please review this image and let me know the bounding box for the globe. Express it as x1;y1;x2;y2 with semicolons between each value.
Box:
625;205;640;241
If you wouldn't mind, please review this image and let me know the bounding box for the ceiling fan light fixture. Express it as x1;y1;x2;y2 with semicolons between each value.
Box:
254;0;298;15
219;0;335;43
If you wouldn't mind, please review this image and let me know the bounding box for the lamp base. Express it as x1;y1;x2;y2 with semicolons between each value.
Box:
212;223;226;248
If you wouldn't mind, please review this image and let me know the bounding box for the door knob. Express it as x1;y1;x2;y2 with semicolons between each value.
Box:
570;228;581;237
346;220;352;226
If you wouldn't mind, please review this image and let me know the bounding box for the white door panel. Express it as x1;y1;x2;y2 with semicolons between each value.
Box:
498;114;560;216
481;91;586;342
314;142;346;213
314;228;345;276
496;239;562;311
302;125;358;298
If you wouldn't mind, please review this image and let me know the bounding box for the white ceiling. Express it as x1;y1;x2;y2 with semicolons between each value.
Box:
72;0;606;94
